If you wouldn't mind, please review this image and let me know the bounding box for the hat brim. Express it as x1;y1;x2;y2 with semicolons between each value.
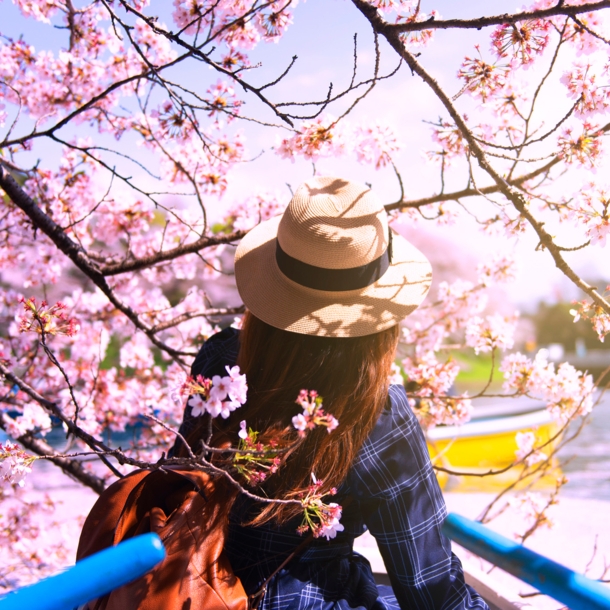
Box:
234;215;432;337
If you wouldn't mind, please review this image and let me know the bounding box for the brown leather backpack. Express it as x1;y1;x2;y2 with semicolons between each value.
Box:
76;467;248;610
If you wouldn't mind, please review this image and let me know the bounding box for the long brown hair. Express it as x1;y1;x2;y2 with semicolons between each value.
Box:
186;310;399;524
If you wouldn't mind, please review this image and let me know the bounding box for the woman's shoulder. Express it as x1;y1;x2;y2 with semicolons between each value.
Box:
347;384;433;496
367;384;422;445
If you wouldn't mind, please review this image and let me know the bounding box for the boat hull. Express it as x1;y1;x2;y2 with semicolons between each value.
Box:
426;408;561;491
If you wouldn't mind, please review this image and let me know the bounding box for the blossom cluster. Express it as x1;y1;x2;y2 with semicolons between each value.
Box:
0;443;35;489
557;123;602;169
397;272;519;428
561;63;610;118
477;255;518;287
292;390;339;438
276;116;343;162
233;423;282;486
457;47;508;103
18;298;80;338
3;403;52;440
221;192;287;233
185;366;248;419
465;313;518;355
233;390;339;484
501;350;594;420
297;475;344;541
507;490;558;542
491;20;549;66
566;188;610;247
171;0;298;47
0;484;75;591
276;118;402;169
571;296;610;342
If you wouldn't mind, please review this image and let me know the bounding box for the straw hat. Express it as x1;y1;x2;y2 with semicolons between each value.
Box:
234;176;432;337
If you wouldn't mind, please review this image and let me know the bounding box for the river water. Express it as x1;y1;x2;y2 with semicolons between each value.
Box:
559;390;610;500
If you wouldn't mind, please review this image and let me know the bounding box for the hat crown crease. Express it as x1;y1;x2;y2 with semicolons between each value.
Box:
278;176;389;270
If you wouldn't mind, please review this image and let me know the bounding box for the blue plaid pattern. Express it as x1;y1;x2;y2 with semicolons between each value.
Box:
174;329;488;610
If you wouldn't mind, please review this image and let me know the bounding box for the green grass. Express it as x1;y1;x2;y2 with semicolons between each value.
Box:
453;351;504;393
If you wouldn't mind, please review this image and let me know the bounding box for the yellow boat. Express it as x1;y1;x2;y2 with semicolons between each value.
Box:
426;401;561;491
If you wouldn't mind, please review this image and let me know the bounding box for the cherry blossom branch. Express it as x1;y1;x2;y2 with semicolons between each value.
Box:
518;477;564;545
108;0;297;126
476;401;597;524
144;413;196;460
1;354;316;512
0;52;194;149
97;230;246;275
149;306;245;333
0;413;106;494
1;358;296;504
384;156;561;211
570;15;610;45
0;362;125;488
354;1;610;317
0;165;197;362
386;1;610;33
431;396;585;479
105;0;394;125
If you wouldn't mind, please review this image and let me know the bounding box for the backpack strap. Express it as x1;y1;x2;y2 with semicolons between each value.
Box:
248;534;314;610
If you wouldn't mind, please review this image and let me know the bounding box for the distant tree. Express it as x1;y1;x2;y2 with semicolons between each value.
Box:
533;301;609;351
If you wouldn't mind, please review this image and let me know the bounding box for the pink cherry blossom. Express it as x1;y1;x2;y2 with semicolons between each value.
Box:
501;350;594;420
292;413;308;431
188;394;207;418
557;123;602;168
210;376;231;402
561;63;610;117
428;118;468;162
457;47;509;102
0;443;34;488
568;188;610;246
18;298;80;337
318;503;345;540
354;122;401;169
491;20;549;66
292;391;338;437
507;491;556;540
276;116;344;162
3;403;52;439
256;7;294;41
571;298;610;342
119;333;154;370
477;254;518;286
465;313;518;354
397;9;440;48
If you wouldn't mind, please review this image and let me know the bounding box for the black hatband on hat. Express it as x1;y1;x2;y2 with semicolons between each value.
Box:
275;231;393;292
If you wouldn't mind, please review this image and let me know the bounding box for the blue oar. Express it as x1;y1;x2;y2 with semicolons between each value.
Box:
0;533;165;610
443;513;610;610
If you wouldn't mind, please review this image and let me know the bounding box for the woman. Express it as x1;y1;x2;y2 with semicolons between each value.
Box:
174;176;488;609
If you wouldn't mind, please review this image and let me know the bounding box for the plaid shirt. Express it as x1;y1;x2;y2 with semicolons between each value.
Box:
174;329;488;610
